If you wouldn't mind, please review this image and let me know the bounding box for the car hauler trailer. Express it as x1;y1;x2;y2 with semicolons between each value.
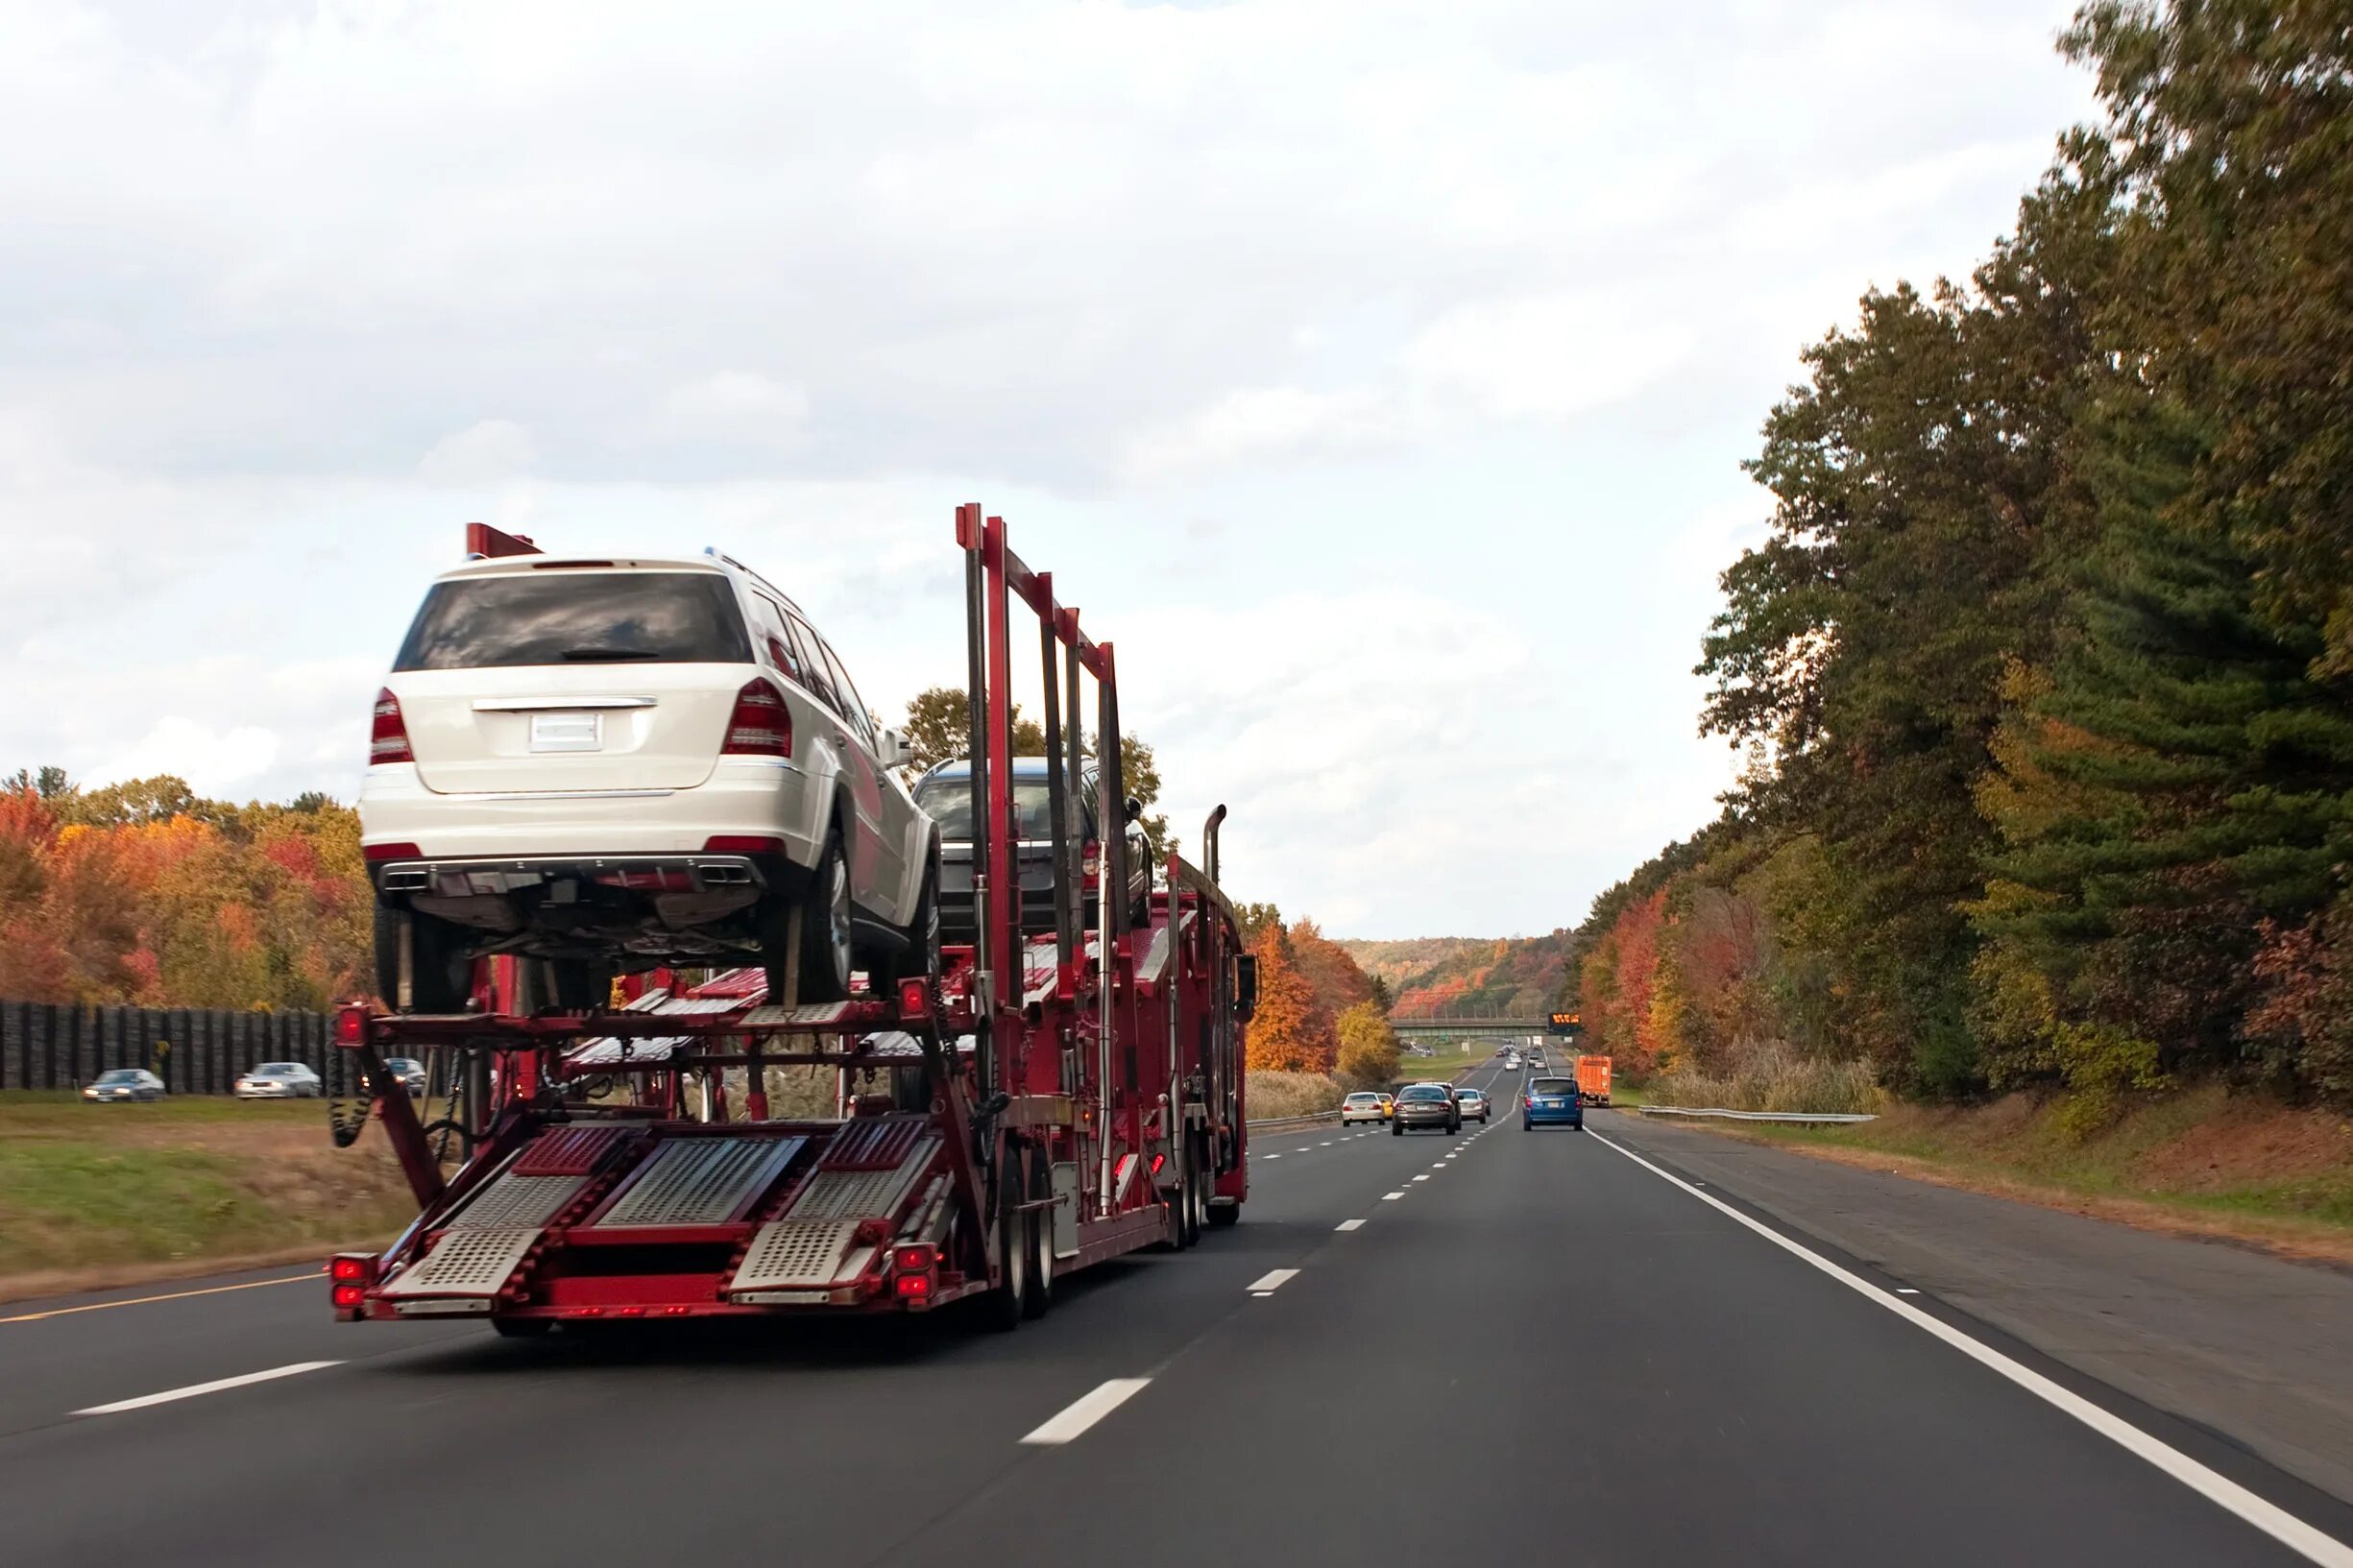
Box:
326;507;1255;1330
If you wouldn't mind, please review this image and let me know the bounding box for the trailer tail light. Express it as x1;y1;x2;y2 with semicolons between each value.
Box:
892;1242;937;1301
370;688;414;764
722;678;792;758
897;977;930;1022
329;1253;376;1315
334;1006;369;1048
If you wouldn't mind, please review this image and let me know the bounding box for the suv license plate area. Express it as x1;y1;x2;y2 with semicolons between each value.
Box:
530;712;603;753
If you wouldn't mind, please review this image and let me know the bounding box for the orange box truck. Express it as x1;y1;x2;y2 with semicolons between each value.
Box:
1575;1055;1613;1107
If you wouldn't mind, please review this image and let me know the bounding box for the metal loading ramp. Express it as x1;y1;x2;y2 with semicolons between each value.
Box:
729;1122;938;1296
592;1135;805;1228
379;1226;541;1307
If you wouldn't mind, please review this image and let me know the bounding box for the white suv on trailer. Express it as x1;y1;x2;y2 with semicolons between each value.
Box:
360;549;937;1011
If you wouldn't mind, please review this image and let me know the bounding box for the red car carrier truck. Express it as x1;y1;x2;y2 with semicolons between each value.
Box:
326;507;1256;1331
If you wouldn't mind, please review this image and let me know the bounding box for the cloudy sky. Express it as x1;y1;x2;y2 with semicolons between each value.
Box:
0;0;2094;938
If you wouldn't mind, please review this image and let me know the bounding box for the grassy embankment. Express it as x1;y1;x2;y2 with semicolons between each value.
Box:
0;1092;421;1301
1645;1081;2353;1262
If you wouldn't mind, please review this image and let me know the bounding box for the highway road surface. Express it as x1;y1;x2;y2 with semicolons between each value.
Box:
7;1057;2352;1567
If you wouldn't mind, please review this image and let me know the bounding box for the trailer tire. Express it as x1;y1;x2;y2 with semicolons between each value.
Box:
1022;1164;1054;1321
492;1318;551;1339
1207;1201;1240;1229
984;1199;1028;1333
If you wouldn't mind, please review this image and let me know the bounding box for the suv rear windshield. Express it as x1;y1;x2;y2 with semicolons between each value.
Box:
1531;1078;1576;1096
395;571;751;670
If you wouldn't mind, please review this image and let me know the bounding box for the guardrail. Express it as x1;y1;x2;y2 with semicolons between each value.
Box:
1637;1105;1878;1124
1246;1110;1340;1132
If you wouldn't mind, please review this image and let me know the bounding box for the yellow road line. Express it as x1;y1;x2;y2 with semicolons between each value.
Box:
0;1272;318;1324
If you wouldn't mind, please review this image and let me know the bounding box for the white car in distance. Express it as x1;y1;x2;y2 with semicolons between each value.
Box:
360;550;938;1012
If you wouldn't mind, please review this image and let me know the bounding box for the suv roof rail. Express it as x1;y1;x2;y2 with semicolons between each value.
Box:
704;545;810;618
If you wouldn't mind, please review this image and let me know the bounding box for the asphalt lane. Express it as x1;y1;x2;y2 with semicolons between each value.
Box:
0;1078;1486;1568
6;1054;2346;1567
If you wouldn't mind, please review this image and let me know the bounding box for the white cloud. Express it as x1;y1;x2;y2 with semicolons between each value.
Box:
0;0;2098;932
1403;292;1697;422
1119;386;1414;481
418;419;539;485
90;715;281;795
659;372;811;448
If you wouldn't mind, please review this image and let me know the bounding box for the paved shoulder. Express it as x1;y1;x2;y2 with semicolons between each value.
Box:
1598;1109;2353;1508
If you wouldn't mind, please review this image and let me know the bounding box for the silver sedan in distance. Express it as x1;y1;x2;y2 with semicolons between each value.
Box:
235;1062;323;1099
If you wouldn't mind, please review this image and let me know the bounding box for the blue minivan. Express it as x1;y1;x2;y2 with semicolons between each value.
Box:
1522;1074;1584;1131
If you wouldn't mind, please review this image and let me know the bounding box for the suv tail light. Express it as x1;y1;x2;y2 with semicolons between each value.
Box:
723;678;792;758
370;688;414;764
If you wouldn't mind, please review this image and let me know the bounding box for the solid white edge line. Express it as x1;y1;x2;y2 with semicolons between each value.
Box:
74;1361;342;1415
1336;1218;1366;1231
1247;1268;1300;1293
1020;1377;1153;1446
1585;1131;2353;1568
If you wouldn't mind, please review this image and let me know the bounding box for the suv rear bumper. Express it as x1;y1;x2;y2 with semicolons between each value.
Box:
359;760;824;871
370;852;785;901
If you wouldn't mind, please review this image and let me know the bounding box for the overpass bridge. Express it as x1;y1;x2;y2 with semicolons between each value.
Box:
1390;1017;1550;1037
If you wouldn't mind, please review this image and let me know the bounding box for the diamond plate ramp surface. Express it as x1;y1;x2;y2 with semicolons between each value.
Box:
594;1136;803;1228
447;1172;588;1230
788;1138;936;1221
729;1218;873;1293
513;1124;638;1177
822;1115;927;1171
380;1226;540;1298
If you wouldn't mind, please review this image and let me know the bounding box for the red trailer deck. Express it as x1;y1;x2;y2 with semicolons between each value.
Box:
327;507;1256;1330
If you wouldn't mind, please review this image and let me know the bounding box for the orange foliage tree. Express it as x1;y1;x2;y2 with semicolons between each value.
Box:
0;773;371;1008
1288;918;1375;1018
1243;923;1339;1073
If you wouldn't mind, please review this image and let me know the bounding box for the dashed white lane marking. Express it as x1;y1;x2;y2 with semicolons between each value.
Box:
1336;1218;1366;1232
1411;1174;1430;1182
1296;1147;1312;1153
74;1361;342;1416
1265;1154;1281;1159
1382;1192;1405;1200
1319;1142;1333;1147
1247;1268;1300;1296
1586;1131;2353;1568
1897;1288;1920;1294
1022;1378;1154;1445
1433;1162;1448;1169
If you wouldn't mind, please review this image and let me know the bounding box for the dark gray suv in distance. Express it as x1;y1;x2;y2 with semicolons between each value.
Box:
912;757;1151;944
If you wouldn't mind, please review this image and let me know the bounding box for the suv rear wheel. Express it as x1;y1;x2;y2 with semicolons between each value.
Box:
763;827;852;1004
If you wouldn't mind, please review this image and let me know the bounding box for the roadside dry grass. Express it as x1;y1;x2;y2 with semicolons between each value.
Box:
1246;1072;1346;1119
1660;1084;2353;1265
0;1092;420;1302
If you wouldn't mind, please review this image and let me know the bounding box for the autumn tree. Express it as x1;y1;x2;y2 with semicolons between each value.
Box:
1288;918;1375;1018
1243;923;1338;1073
1335;999;1401;1088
